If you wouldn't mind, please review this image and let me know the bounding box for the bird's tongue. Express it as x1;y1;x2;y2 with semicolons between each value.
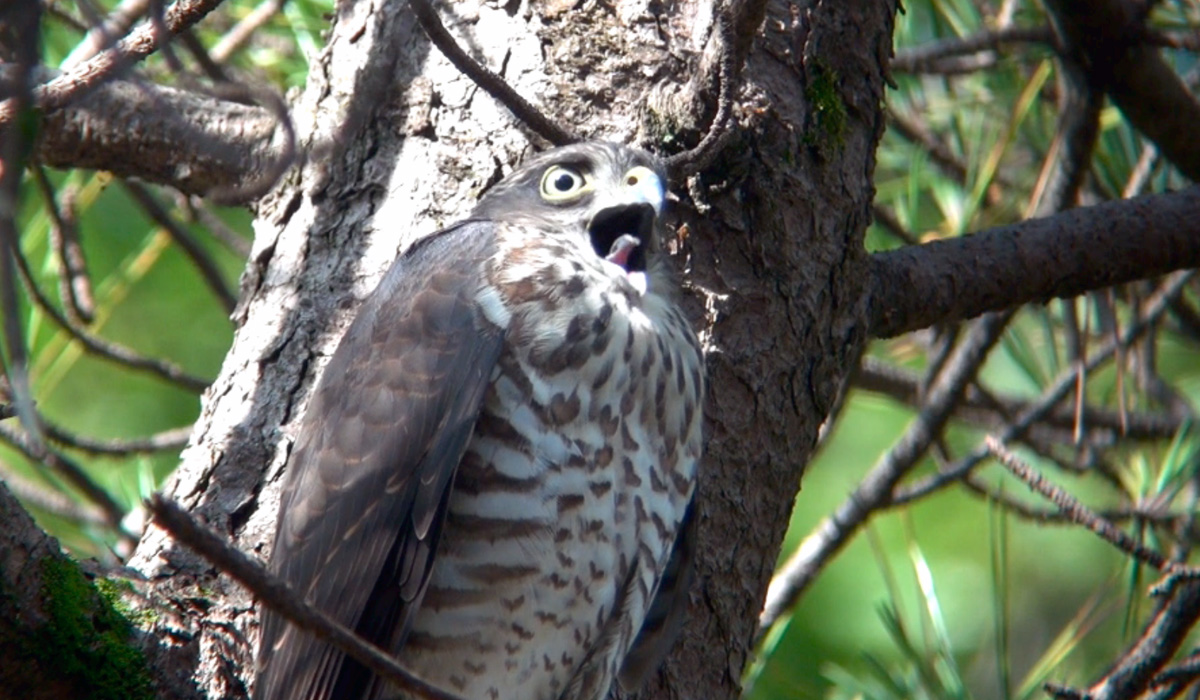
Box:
606;234;641;271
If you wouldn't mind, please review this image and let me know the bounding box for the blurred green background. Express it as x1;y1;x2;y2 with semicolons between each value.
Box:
7;0;1200;698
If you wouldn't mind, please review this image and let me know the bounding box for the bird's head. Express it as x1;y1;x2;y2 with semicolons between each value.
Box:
472;142;668;287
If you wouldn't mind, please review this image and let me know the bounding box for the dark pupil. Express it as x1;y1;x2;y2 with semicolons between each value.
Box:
553;173;575;192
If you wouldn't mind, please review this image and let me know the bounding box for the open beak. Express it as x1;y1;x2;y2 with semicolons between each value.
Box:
587;166;663;274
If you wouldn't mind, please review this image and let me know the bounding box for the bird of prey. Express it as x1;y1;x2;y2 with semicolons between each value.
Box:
255;142;705;700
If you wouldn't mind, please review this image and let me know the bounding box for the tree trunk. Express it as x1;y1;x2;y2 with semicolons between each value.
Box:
121;0;895;698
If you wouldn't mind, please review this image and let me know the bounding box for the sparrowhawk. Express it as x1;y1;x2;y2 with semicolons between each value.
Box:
256;142;705;700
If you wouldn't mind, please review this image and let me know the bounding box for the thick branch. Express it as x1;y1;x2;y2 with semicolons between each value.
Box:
36;78;280;199
869;187;1200;338
1043;0;1200;181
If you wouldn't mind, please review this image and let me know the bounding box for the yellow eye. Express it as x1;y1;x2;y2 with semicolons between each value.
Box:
540;165;590;201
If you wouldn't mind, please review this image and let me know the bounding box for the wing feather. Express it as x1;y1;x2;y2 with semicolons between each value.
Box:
256;221;504;700
617;499;698;691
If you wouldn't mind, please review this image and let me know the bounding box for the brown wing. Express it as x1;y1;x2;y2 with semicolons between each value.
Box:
256;221;504;700
617;498;697;691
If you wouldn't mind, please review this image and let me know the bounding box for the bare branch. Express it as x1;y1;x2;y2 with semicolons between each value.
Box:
209;0;284;63
409;0;577;147
0;421;133;546
870;204;918;245
758;311;1012;634
122;180;237;313
0;0;229;125
31;167;95;323
1030;43;1101;217
12;244;211;393
61;0;152;70
855;357;1183;441
181;195;252;257
958;472;1182;528
892;271;1194;505
35;76;283;199
986;437;1169;570
148;495;470;700
0;461;110;529
1084;580;1200;700
887;109;1011;200
0;0;45;454
869;187;1200;338
1043;0;1200;181
43;422;192;456
664;9;739;177
891;26;1054;73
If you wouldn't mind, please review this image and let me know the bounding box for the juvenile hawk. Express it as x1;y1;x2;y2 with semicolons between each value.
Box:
256;142;705;700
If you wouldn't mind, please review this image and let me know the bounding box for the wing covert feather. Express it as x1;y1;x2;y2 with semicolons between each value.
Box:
617;499;698;691
256;221;504;700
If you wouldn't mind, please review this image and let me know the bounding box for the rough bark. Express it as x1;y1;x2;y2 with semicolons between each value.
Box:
114;0;890;698
869;186;1200;338
34;76;285;201
0;480;162;700
1043;0;1200;181
11;0;1200;695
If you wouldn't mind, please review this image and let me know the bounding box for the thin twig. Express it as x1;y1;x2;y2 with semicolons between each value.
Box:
664;10;739;177
148;0;188;75
758;310;1013;635
210;0;285;63
122;181;237;314
0;0;229;126
1083;579;1200;700
148;495;469;700
178;28;230;83
60;0;152;70
0;461;110;529
1147;651;1200;697
900;53;1001;76
180;195;252;257
409;0;577;146
891;26;1055;73
960;472;1182;529
870;204;919;246
44;5;90;33
986;437;1168;570
43;422;192;456
12;244;211;392
0;1;45;454
892;271;1195;505
31;166;96;323
856;359;1184;442
887;109;1015;198
0;422;133;546
1044;681;1090;700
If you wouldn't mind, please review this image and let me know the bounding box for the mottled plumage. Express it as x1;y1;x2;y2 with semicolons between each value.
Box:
256;142;704;700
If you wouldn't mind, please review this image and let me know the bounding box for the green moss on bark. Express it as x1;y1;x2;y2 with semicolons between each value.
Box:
34;556;155;700
803;62;848;157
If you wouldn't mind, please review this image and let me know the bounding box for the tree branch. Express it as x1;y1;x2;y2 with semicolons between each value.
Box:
759;311;1012;634
408;0;577;147
0;0;228;125
854;357;1183;442
890;26;1054;73
869;186;1200;338
148;496;468;700
35;76;282;200
1043;0;1200;181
